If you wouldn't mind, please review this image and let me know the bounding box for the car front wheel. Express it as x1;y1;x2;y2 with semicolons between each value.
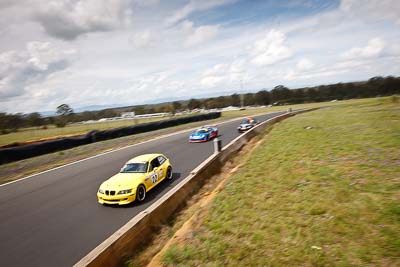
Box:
136;184;146;202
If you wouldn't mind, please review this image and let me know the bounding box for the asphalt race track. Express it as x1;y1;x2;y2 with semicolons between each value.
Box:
0;111;286;267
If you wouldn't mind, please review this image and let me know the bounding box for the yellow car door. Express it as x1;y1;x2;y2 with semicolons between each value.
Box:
157;155;167;180
146;157;162;190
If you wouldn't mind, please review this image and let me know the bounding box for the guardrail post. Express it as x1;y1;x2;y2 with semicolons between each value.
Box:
213;138;222;154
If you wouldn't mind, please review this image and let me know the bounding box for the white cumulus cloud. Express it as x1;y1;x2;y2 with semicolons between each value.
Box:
0;42;76;99
343;38;385;59
250;29;293;66
201;60;247;88
182;20;219;47
33;0;132;40
296;58;314;70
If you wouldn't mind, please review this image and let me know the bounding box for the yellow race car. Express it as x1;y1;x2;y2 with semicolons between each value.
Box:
97;153;173;205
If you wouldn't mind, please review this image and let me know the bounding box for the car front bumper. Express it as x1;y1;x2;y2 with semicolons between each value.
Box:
97;192;136;205
238;127;251;132
189;138;207;142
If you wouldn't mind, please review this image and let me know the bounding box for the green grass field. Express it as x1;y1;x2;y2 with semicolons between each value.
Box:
161;97;400;266
0;100;353;147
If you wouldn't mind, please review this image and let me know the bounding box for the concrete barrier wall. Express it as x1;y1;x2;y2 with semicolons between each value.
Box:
74;108;318;267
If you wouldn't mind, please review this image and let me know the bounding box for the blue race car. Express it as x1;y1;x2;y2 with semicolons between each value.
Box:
189;125;218;142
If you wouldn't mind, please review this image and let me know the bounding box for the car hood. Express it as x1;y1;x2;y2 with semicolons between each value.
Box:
190;133;206;137
239;123;253;127
99;173;145;190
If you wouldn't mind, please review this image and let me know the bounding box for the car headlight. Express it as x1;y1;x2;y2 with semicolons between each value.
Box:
98;189;104;194
118;189;132;195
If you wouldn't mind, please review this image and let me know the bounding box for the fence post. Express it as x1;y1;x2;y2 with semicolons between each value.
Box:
213;138;222;154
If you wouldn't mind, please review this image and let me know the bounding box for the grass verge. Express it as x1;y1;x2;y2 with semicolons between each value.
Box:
144;97;399;266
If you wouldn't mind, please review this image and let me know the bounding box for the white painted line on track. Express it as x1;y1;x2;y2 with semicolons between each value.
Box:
0;113;272;188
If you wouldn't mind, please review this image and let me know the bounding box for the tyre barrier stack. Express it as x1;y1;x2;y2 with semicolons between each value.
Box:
74;108;319;267
0;112;221;165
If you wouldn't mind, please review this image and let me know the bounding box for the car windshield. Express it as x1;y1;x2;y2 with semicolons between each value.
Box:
195;129;208;134
120;162;148;173
240;120;250;124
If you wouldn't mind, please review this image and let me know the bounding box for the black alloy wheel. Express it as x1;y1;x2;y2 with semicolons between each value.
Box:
166;166;173;180
136;184;146;202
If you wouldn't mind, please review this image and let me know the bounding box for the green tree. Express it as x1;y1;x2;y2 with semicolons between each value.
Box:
7;113;24;132
187;98;201;110
214;96;228;108
230;93;241;106
55;104;74;128
254;90;270;105
305;88;318;102
26;112;44;127
0;113;10;134
243;93;256;106
292;89;305;103
271;85;291;103
56;104;74;116
172;101;182;114
98;109;117;118
383;76;400;95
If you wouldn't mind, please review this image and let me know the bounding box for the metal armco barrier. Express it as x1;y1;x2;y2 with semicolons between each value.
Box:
74;108;319;267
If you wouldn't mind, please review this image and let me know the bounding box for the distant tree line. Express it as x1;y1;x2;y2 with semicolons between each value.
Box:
0;76;399;134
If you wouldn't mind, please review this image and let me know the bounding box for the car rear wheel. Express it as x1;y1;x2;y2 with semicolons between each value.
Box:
166;166;173;180
136;184;146;202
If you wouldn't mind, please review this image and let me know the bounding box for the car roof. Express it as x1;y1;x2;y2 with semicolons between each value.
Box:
127;153;163;163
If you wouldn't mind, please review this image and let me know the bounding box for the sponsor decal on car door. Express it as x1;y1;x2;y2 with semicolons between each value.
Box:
149;157;163;189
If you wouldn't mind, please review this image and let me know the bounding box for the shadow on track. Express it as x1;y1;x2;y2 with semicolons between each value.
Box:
103;172;182;209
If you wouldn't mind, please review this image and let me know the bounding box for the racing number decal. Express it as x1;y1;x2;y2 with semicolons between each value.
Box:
151;173;158;183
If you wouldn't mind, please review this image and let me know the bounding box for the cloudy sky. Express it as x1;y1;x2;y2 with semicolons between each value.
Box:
0;0;399;113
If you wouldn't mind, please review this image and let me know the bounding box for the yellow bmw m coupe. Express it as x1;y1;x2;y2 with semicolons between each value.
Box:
97;153;173;205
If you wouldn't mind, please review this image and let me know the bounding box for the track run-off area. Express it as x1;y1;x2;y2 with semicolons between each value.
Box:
0;111;286;267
